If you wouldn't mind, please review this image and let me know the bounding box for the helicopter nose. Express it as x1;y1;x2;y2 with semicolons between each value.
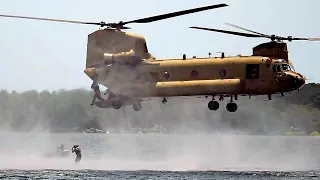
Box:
286;72;306;90
84;67;97;80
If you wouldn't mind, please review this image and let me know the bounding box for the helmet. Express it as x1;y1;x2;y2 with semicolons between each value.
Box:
73;145;79;148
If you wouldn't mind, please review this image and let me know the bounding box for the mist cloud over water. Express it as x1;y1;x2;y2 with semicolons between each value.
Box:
0;132;319;171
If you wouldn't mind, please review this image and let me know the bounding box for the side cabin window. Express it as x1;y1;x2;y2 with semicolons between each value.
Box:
246;64;259;79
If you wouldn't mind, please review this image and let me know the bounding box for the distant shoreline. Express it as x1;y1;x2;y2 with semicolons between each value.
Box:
3;130;319;136
285;131;320;136
0;83;319;134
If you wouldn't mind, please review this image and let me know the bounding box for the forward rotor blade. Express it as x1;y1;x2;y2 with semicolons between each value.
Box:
189;26;265;38
0;14;102;26
225;23;320;41
225;23;270;37
123;3;228;24
291;37;320;41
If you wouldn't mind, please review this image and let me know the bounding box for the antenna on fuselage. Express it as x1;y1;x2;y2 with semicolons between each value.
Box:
217;52;225;58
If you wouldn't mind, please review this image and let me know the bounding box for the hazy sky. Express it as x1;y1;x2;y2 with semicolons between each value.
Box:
1;0;319;92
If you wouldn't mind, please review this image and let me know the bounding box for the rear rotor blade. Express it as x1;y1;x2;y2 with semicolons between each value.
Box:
0;14;103;26
189;26;265;38
0;3;228;29
123;3;228;25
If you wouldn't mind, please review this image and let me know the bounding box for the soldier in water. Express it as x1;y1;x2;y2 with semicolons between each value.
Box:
57;144;65;152
71;145;82;164
90;82;101;106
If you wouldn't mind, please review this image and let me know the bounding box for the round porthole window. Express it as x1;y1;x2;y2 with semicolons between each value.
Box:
163;71;170;80
219;69;227;77
190;70;198;79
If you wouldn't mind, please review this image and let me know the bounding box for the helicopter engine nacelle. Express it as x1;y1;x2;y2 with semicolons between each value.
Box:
103;49;143;66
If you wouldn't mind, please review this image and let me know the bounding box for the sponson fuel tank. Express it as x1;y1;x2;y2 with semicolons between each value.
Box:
111;79;244;97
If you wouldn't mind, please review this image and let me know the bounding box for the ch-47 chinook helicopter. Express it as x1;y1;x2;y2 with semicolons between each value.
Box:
84;21;316;113
1;4;314;113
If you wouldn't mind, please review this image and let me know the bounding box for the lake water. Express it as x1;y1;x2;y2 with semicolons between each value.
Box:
0;132;319;179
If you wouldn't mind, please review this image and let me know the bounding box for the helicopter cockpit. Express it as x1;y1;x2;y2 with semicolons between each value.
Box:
272;61;294;73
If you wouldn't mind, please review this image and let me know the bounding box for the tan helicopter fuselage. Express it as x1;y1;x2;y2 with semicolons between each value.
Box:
84;28;306;99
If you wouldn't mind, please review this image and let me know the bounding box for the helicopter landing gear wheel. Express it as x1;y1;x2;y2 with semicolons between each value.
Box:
112;100;122;109
208;100;219;110
133;102;142;111
226;95;237;112
226;103;237;112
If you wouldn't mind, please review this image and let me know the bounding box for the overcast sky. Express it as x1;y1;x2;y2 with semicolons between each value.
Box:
1;0;319;92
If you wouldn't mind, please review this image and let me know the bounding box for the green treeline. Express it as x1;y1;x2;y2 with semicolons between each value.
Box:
0;83;319;134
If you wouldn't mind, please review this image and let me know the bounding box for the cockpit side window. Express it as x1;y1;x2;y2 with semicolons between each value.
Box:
276;65;282;72
281;64;291;71
272;65;277;72
272;64;283;73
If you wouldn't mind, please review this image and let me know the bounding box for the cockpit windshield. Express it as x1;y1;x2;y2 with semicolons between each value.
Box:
272;63;293;73
289;63;296;72
281;64;291;71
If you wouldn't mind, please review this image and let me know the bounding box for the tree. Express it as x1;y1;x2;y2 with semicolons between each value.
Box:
0;83;319;133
